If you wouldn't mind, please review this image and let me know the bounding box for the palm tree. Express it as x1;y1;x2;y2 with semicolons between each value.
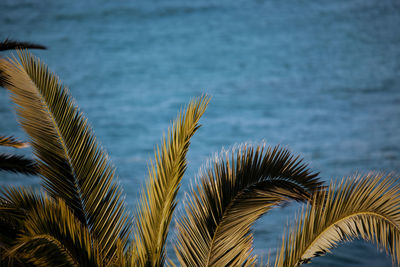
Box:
0;50;399;266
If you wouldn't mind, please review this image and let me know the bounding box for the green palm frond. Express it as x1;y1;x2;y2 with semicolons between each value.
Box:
274;173;400;267
0;154;38;175
0;39;46;51
0;135;29;148
174;145;323;267
0;51;130;262
8;197;101;267
131;95;209;266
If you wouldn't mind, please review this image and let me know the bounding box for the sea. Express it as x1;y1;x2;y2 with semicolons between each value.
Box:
1;0;400;266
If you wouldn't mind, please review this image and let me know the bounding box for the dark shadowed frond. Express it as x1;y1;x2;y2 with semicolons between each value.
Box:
0;51;130;263
0;154;38;175
0;69;5;87
0;39;46;51
274;173;400;267
0;135;29;148
0;186;44;266
131;96;209;267
8;197;101;267
174;144;323;267
1;186;43;246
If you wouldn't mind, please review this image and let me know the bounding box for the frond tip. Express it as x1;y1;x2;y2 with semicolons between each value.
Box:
174;144;323;267
0;153;38;175
275;173;400;267
0;136;29;148
131;95;209;266
0;38;46;51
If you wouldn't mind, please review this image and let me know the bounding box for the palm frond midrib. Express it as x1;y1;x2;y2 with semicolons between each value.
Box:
133;96;209;266
25;58;89;227
1;52;131;261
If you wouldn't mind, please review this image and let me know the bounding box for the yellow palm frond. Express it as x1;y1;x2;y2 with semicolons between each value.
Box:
173;145;323;267
0;136;36;175
0;51;130;263
0;135;29;148
274;173;400;267
131;95;209;266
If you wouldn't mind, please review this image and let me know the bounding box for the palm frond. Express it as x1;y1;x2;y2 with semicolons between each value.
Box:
274;173;400;267
0;39;46;51
0;186;45;266
131;95;209;266
174;144;323;267
8;197;101;267
0;69;6;87
0;187;40;245
0;135;29;148
0;153;38;175
0;51;130;262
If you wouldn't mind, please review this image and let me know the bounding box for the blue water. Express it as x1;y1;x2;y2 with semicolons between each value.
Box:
1;0;400;266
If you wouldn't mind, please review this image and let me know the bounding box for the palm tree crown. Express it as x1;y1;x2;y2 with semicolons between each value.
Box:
0;50;399;267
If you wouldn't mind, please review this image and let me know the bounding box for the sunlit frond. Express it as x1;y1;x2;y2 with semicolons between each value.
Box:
9;197;101;267
0;135;29;148
174;145;323;267
0;51;130;262
274;173;400;267
131;95;209;266
0;153;38;175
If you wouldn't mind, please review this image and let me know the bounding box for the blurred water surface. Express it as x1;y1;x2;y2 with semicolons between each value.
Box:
1;0;400;265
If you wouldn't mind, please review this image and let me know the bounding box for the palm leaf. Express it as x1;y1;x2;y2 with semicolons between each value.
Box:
173;144;323;267
8;197;101;267
274;173;400;267
0;186;44;266
0;135;29;148
131;95;209;266
1;186;43;243
0;39;46;51
0;154;38;175
0;51;130;262
0;69;6;88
